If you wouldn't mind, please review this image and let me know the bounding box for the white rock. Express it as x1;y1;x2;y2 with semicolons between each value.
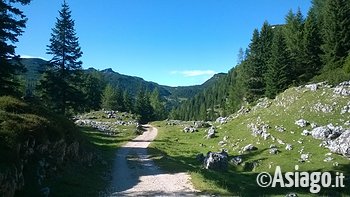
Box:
295;119;308;128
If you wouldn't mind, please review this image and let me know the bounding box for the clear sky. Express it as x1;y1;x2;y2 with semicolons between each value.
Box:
16;0;312;87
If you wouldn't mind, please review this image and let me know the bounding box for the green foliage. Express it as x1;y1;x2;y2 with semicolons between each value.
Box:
135;89;154;123
174;1;350;121
150;88;167;120
38;1;84;115
344;54;350;73
302;10;323;80
245;29;265;102
101;84;119;111
265;29;292;98
0;96;77;152
80;71;104;111
283;8;305;84
0;0;31;96
321;0;350;71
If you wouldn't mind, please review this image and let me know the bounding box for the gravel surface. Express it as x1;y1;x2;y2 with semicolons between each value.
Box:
110;125;198;196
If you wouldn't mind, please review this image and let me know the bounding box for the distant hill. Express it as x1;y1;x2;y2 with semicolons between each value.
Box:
20;58;225;105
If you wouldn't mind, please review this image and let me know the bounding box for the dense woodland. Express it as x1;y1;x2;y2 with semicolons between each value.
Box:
1;0;350;123
171;0;350;120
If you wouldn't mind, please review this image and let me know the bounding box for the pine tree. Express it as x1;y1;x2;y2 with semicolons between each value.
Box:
81;71;104;111
135;89;154;123
101;84;118;110
303;10;323;79
150;88;166;120
322;0;350;70
259;21;274;73
265;29;291;98
0;0;31;96
245;29;265;102
283;8;305;83
123;90;133;113
39;1;83;114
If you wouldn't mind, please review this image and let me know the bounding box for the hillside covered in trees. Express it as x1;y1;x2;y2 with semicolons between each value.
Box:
171;0;350;121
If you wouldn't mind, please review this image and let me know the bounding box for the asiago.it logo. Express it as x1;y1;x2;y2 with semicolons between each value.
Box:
256;165;345;193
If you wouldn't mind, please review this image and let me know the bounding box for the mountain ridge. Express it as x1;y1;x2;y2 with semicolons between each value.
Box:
20;58;226;100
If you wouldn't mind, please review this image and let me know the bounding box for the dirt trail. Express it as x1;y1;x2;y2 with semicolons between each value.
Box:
110;125;198;196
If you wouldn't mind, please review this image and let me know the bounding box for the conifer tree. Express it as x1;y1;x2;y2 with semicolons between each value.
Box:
135;89;154;123
150;88;166;120
259;21;274;73
101;84;118;110
283;8;305;83
0;0;31;96
265;29;291;98
39;1;83;114
322;0;350;70
81;71;104;111
303;10;323;79
245;29;265;102
123;90;133;113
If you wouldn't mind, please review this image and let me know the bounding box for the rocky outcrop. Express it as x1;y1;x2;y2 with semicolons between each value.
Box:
333;81;350;96
327;130;350;157
310;124;344;140
203;150;229;171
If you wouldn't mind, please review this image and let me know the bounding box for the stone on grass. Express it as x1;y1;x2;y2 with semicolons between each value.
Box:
230;156;243;166
242;144;258;152
285;144;293;151
269;148;279;154
300;153;310;162
216;117;228;124
203;150;228;171
295;119;309;127
206;127;216;139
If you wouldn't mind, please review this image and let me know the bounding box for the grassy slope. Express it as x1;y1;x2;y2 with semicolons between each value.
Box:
0;103;138;197
45;112;138;197
150;85;350;196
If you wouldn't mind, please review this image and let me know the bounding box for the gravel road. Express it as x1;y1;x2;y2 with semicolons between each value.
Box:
109;125;198;196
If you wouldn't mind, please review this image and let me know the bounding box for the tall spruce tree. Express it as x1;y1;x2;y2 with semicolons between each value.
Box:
283;8;305;83
123;90;133;113
0;0;31;96
150;88;166;120
101;84;118;110
265;29;291;98
81;71;104;111
39;1;83;114
245;29;265;102
259;21;274;74
322;0;350;70
303;10;323;79
135;89;154;123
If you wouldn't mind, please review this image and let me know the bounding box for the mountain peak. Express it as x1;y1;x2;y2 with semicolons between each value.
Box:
101;68;115;73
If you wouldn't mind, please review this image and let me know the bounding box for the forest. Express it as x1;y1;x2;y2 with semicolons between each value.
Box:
170;0;350;120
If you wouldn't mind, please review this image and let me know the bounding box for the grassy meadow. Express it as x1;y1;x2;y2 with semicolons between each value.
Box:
150;85;350;196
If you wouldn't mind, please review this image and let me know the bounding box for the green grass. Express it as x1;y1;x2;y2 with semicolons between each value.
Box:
150;86;350;196
42;125;138;196
0;102;139;197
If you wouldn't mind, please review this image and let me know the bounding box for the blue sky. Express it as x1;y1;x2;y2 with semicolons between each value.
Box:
16;0;311;87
